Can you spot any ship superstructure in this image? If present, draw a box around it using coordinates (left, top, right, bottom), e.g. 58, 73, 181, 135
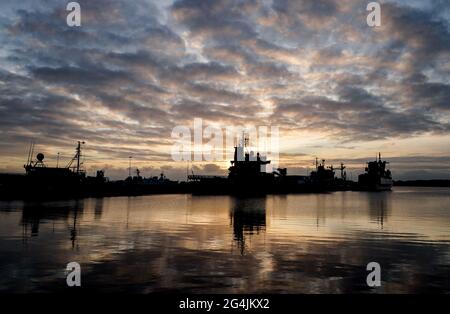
228, 136, 274, 184
309, 158, 335, 187
358, 153, 393, 191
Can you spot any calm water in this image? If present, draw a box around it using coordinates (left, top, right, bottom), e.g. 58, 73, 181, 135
0, 187, 449, 293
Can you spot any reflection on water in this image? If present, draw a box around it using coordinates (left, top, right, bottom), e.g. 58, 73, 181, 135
367, 192, 391, 228
21, 200, 85, 249
94, 198, 103, 221
230, 197, 266, 255
0, 187, 449, 293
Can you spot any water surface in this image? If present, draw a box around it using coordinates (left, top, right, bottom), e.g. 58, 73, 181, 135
0, 187, 449, 293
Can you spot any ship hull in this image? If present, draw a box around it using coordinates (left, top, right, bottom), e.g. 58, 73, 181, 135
358, 175, 393, 191
376, 178, 393, 191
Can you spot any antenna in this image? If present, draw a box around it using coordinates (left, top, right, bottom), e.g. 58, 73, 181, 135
30, 142, 35, 165
26, 142, 32, 165
128, 156, 132, 177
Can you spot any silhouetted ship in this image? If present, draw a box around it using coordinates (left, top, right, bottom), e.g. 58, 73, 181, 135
0, 141, 108, 199
358, 153, 393, 191
189, 137, 282, 195
24, 141, 87, 186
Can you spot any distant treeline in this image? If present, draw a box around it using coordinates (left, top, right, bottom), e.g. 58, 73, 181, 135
394, 180, 450, 187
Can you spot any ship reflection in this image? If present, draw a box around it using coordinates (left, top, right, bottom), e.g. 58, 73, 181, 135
230, 197, 266, 255
366, 192, 391, 229
94, 198, 104, 220
20, 199, 94, 248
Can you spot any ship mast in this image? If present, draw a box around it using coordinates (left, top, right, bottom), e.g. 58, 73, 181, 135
128, 156, 132, 177
76, 141, 82, 174
66, 141, 85, 173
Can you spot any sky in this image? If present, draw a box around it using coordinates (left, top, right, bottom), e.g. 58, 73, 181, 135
0, 0, 449, 180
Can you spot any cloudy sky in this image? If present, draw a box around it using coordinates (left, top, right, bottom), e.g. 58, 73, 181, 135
0, 0, 449, 180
